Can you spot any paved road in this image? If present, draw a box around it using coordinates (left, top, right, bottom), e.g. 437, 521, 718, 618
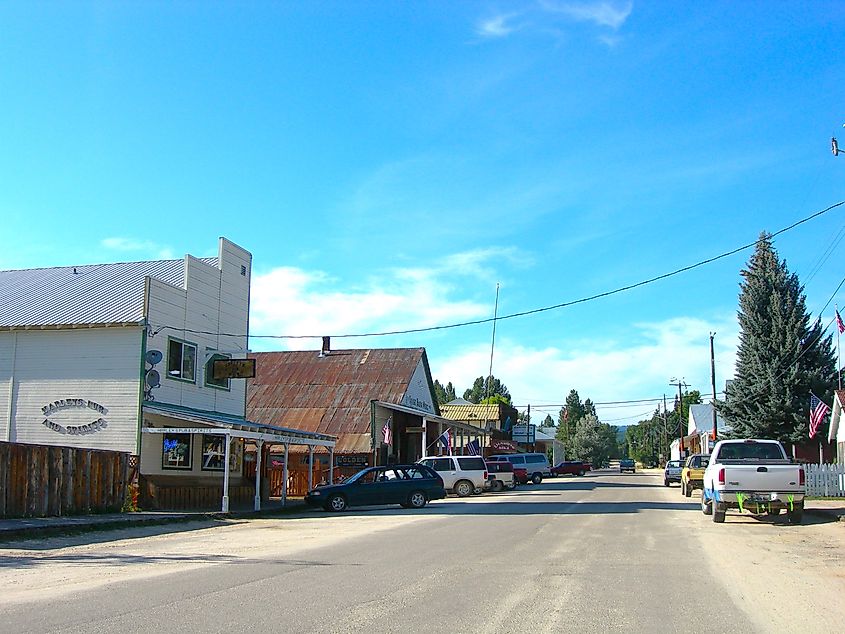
2, 469, 844, 633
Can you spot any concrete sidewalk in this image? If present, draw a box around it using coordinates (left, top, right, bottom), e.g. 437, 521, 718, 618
0, 501, 309, 541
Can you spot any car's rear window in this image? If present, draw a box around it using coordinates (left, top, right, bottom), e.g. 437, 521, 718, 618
457, 457, 486, 471
508, 455, 526, 464
525, 454, 545, 463
718, 443, 785, 460
667, 461, 682, 468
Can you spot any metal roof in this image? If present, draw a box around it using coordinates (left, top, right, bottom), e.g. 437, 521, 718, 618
247, 348, 433, 452
144, 401, 336, 446
0, 257, 216, 329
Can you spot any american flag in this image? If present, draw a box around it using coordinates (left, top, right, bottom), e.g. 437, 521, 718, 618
836, 310, 845, 334
466, 439, 480, 456
809, 393, 830, 439
438, 429, 452, 454
382, 417, 392, 446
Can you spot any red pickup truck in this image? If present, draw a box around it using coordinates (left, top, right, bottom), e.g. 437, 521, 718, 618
550, 461, 592, 477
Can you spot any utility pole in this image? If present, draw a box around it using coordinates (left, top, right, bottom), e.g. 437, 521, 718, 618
670, 378, 687, 459
663, 394, 668, 462
710, 332, 718, 449
485, 283, 500, 403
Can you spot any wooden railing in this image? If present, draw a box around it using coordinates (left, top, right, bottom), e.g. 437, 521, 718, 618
0, 441, 129, 518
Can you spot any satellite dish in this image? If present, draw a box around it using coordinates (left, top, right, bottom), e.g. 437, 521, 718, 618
146, 369, 161, 388
146, 350, 163, 365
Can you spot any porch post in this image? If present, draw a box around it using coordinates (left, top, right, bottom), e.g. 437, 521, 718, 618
422, 416, 427, 458
222, 433, 231, 513
282, 442, 289, 506
254, 439, 264, 512
308, 446, 314, 491
329, 446, 334, 484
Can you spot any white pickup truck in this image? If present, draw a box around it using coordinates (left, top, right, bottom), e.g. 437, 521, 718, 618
701, 439, 805, 524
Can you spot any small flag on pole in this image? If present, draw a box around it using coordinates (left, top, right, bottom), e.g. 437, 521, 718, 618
836, 310, 845, 334
382, 417, 392, 446
466, 439, 480, 456
809, 393, 830, 439
438, 429, 452, 454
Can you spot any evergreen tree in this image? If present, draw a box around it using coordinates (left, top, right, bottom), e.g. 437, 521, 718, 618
542, 414, 555, 429
463, 375, 511, 404
720, 233, 836, 444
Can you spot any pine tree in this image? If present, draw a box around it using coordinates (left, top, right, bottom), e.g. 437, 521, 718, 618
720, 234, 836, 444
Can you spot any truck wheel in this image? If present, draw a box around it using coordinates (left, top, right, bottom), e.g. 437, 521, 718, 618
531, 473, 543, 485
578, 470, 585, 476
454, 480, 473, 497
681, 481, 686, 496
492, 480, 504, 492
787, 503, 804, 525
712, 502, 726, 523
701, 492, 712, 516
684, 483, 692, 498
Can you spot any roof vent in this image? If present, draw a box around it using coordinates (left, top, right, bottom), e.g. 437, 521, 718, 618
73, 268, 78, 274
319, 336, 331, 358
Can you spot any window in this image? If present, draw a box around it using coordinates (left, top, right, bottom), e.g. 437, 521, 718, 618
508, 455, 526, 465
427, 458, 454, 472
201, 435, 227, 471
167, 338, 197, 382
162, 433, 192, 470
525, 454, 544, 464
457, 457, 486, 470
205, 352, 231, 390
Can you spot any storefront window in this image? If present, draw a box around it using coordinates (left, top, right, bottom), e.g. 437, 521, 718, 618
162, 433, 192, 470
201, 434, 226, 471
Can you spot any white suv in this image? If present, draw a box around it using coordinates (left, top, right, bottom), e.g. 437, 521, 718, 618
418, 456, 488, 497
488, 453, 550, 484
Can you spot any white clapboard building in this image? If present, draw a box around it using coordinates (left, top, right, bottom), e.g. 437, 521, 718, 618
0, 238, 334, 510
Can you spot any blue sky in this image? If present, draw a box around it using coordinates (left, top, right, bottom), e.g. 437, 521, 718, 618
3, 2, 845, 425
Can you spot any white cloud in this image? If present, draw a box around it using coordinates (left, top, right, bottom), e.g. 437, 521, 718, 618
477, 14, 519, 39
101, 237, 175, 260
430, 314, 739, 425
249, 248, 523, 349
540, 1, 634, 30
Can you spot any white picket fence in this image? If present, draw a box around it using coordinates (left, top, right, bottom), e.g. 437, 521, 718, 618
804, 463, 845, 497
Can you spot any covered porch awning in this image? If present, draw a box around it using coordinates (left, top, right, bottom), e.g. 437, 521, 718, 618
373, 401, 488, 436
142, 402, 336, 512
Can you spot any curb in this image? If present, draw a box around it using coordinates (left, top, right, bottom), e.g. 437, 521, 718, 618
0, 503, 311, 542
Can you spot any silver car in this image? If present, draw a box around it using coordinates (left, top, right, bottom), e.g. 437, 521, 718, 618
663, 459, 683, 486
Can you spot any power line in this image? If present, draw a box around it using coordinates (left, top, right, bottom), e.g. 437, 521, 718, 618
149, 200, 845, 341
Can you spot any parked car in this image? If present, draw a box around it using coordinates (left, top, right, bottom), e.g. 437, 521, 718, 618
512, 466, 529, 485
663, 460, 683, 486
619, 459, 636, 473
681, 454, 709, 497
551, 460, 592, 477
488, 453, 550, 483
418, 455, 488, 497
702, 439, 806, 524
484, 460, 516, 491
304, 464, 446, 512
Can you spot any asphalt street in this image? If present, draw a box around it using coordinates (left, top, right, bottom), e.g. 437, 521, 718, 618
1, 468, 844, 633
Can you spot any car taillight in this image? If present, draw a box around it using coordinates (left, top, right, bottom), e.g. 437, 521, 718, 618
483, 471, 488, 480
799, 467, 805, 486
718, 467, 725, 485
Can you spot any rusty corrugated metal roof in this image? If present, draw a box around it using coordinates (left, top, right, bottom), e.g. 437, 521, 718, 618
247, 348, 430, 452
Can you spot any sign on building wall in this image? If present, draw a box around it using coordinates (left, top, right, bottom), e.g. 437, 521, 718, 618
512, 424, 536, 443
402, 360, 435, 414
40, 399, 110, 436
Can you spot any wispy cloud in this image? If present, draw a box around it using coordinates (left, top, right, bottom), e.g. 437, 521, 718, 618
430, 313, 738, 423
476, 13, 519, 39
249, 247, 524, 347
540, 1, 634, 30
100, 237, 175, 260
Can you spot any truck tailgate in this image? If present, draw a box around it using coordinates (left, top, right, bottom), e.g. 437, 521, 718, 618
723, 464, 803, 492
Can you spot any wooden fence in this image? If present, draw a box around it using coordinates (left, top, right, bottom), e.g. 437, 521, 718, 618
804, 463, 845, 497
268, 466, 360, 498
0, 441, 129, 518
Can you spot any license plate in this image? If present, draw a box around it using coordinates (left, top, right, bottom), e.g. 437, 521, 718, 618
749, 494, 769, 503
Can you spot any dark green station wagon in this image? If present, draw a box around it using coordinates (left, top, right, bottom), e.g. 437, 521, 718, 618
305, 464, 446, 512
